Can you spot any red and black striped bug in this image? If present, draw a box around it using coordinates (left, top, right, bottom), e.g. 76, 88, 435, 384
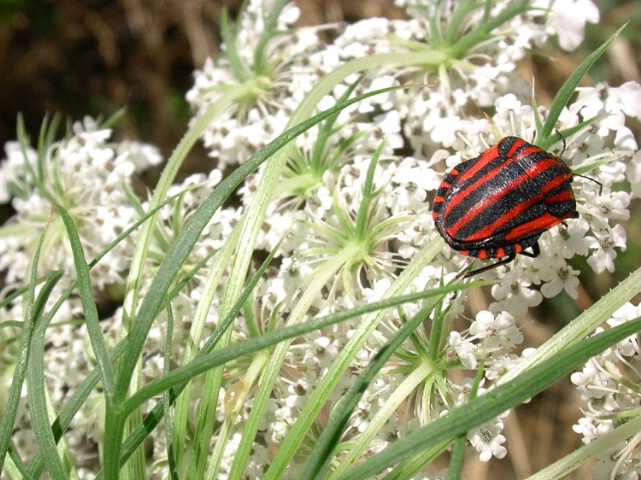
432, 136, 578, 277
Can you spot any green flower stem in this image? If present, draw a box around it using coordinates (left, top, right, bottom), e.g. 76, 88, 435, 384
186, 349, 228, 477
329, 358, 438, 479
172, 226, 241, 475
444, 0, 485, 47
263, 238, 444, 480
206, 350, 271, 480
227, 244, 363, 479
525, 419, 640, 480
386, 438, 454, 479
336, 317, 641, 480
427, 291, 449, 361
204, 417, 233, 480
162, 302, 177, 479
355, 142, 385, 241
253, 0, 289, 73
498, 267, 641, 385
219, 7, 251, 82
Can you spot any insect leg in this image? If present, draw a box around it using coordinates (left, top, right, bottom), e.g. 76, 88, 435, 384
462, 253, 517, 278
518, 241, 540, 258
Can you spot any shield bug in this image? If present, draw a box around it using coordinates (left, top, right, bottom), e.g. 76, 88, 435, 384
432, 136, 578, 277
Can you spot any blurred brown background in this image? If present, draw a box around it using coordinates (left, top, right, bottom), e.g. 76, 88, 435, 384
0, 1, 638, 478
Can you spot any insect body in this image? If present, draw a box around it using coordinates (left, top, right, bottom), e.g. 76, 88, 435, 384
432, 136, 578, 277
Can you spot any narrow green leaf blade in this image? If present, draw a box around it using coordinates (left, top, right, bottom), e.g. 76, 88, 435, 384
538, 24, 627, 149
56, 205, 116, 397
26, 272, 69, 480
336, 318, 640, 480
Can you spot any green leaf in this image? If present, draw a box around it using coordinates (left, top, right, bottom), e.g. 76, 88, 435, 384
56, 205, 116, 398
26, 272, 69, 480
538, 23, 627, 150
0, 219, 58, 474
122, 283, 467, 414
253, 0, 289, 73
301, 290, 451, 480
336, 317, 641, 480
162, 301, 179, 480
219, 5, 251, 82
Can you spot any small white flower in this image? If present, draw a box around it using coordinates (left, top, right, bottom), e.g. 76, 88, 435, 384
540, 256, 581, 299
586, 225, 627, 274
468, 418, 508, 462
606, 81, 641, 120
491, 276, 543, 317
470, 311, 523, 350
538, 0, 600, 51
115, 140, 163, 171
557, 219, 591, 258
448, 331, 478, 369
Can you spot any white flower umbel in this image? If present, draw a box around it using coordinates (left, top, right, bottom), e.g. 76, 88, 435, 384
0, 116, 163, 474
186, 0, 329, 169
570, 303, 641, 478
1, 1, 638, 479
0, 116, 161, 290
419, 89, 638, 307
281, 145, 417, 302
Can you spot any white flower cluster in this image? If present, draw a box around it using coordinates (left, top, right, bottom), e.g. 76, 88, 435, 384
0, 0, 638, 478
181, 0, 639, 476
571, 303, 641, 478
0, 117, 164, 470
0, 117, 162, 290
186, 0, 325, 170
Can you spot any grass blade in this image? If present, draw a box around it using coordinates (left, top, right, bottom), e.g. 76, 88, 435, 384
336, 318, 640, 480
